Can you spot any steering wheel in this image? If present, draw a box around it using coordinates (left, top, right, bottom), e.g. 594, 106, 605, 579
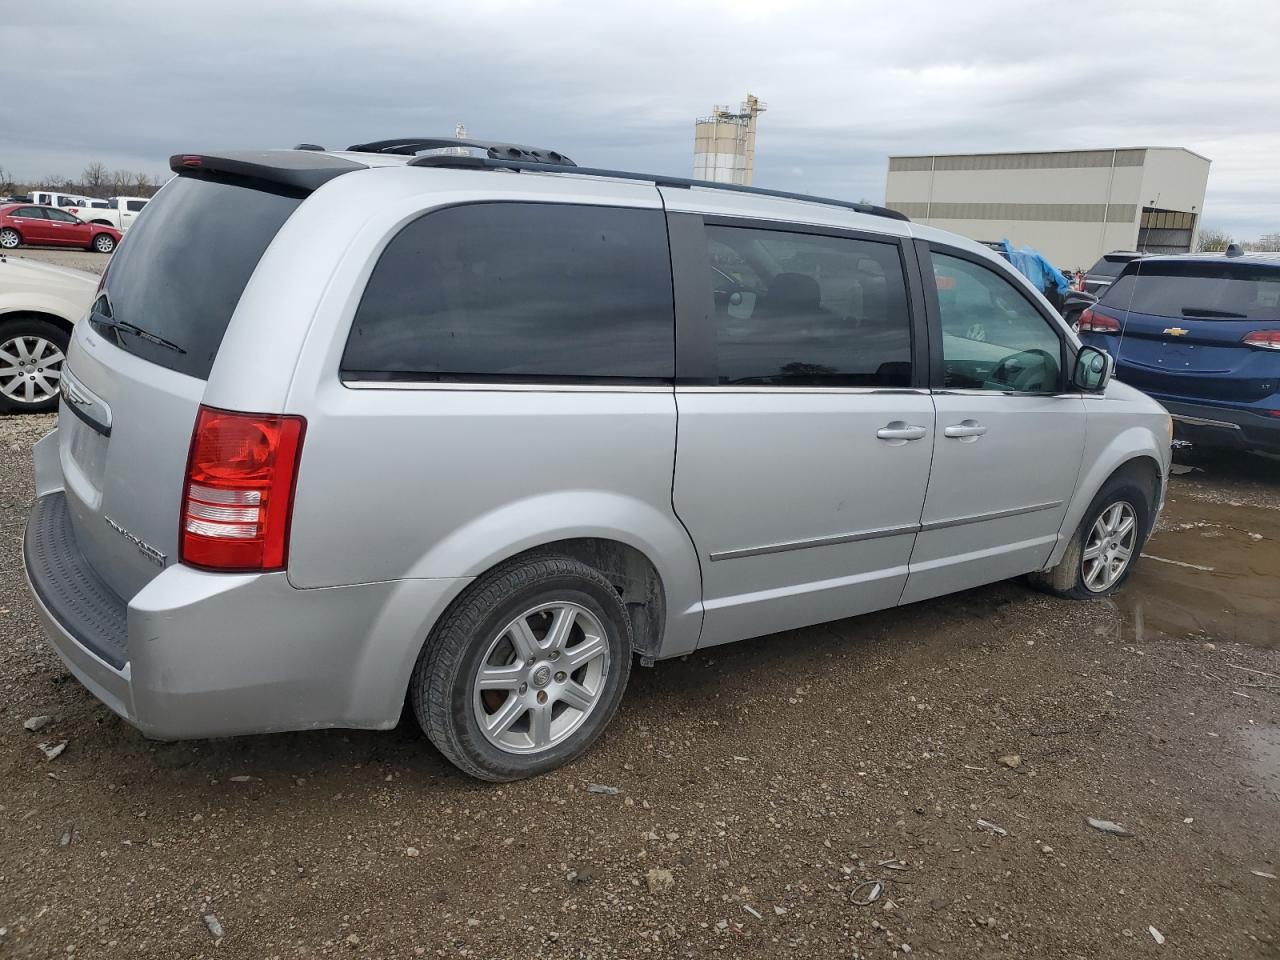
989, 349, 1057, 392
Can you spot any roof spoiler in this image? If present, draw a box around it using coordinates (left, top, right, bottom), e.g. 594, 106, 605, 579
169, 151, 365, 192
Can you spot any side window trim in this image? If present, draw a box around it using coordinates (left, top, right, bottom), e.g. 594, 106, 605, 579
671, 213, 924, 389
920, 240, 1075, 394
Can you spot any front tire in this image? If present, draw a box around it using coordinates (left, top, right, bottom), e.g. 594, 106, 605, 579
91, 233, 116, 253
1031, 476, 1152, 599
0, 227, 21, 249
411, 555, 634, 781
0, 317, 69, 413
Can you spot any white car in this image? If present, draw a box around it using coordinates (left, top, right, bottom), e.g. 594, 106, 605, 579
0, 254, 96, 412
67, 196, 150, 233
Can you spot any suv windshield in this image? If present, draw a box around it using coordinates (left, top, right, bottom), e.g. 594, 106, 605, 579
1101, 261, 1280, 321
98, 176, 301, 379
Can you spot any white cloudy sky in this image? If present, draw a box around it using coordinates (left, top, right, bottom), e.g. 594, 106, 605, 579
4, 0, 1278, 238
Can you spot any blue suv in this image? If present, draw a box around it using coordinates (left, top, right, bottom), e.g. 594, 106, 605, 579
1078, 249, 1280, 454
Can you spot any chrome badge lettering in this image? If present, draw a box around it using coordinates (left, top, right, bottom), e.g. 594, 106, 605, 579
104, 516, 167, 566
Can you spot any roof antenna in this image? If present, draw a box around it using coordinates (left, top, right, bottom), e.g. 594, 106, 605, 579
1225, 242, 1245, 258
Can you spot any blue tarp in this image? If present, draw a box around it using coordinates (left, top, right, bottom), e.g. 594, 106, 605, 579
999, 239, 1071, 295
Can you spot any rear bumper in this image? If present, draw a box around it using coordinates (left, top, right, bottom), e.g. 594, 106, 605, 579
23, 491, 469, 740
1160, 399, 1280, 453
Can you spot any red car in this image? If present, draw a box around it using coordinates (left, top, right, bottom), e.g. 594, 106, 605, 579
0, 203, 121, 253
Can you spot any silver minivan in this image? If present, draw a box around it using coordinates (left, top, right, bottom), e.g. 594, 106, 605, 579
24, 139, 1172, 780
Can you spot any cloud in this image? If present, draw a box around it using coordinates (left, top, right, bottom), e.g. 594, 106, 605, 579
3, 0, 1278, 238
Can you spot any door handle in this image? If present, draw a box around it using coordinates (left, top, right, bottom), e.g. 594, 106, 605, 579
876, 421, 928, 443
944, 419, 988, 440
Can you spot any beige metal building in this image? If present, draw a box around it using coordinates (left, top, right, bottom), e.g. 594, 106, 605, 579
693, 94, 766, 185
884, 147, 1211, 269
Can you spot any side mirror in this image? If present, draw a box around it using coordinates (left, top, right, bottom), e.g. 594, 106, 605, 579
1073, 345, 1113, 393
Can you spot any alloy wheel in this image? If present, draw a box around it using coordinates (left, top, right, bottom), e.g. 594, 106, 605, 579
472, 601, 611, 754
0, 335, 64, 405
1082, 500, 1138, 592
94, 234, 115, 253
0, 230, 19, 249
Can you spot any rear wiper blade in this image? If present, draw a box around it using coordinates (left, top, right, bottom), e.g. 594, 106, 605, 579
89, 312, 186, 354
1180, 307, 1247, 318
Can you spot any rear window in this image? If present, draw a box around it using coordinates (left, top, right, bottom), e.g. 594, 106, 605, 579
1101, 261, 1280, 320
1089, 257, 1132, 279
342, 202, 674, 383
98, 176, 301, 379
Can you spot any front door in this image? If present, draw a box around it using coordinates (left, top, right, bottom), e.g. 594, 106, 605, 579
902, 246, 1086, 604
668, 213, 935, 648
43, 208, 90, 247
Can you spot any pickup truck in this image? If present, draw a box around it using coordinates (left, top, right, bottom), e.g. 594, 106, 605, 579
65, 196, 150, 233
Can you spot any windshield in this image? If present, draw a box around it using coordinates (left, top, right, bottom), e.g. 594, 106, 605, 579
98, 175, 301, 379
1101, 261, 1280, 320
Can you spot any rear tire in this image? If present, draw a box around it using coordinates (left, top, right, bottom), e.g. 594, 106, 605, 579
0, 227, 21, 249
1031, 475, 1153, 599
0, 317, 69, 414
411, 555, 633, 781
91, 233, 115, 253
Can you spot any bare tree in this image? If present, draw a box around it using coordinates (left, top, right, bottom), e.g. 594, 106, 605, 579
131, 171, 155, 196
81, 161, 109, 197
1246, 232, 1280, 252
110, 168, 132, 195
1196, 226, 1233, 252
0, 166, 14, 195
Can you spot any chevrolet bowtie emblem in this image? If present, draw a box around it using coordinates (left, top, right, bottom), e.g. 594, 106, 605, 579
1163, 327, 1189, 337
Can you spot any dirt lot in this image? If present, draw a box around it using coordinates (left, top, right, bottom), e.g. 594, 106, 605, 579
4, 247, 109, 276
2, 413, 1278, 959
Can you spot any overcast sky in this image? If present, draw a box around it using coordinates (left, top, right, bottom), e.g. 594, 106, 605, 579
5, 0, 1278, 239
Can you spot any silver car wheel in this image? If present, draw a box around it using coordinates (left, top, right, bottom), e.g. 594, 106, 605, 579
1081, 500, 1137, 593
94, 234, 115, 253
0, 335, 64, 405
472, 600, 611, 755
0, 229, 19, 249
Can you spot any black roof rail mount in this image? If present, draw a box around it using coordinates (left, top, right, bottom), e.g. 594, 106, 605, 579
346, 137, 575, 166
404, 155, 908, 222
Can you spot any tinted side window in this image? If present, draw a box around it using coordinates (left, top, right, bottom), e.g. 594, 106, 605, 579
14, 207, 46, 218
704, 225, 912, 387
45, 209, 78, 223
126, 199, 147, 212
343, 203, 674, 382
932, 252, 1062, 392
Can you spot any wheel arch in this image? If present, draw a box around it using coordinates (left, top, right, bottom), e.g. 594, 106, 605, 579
0, 309, 75, 339
1045, 430, 1166, 571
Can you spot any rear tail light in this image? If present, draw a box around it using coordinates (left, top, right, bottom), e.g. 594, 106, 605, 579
1078, 308, 1121, 334
1243, 330, 1280, 351
180, 405, 306, 571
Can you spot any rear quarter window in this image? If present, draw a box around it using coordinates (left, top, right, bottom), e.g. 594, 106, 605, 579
342, 202, 675, 383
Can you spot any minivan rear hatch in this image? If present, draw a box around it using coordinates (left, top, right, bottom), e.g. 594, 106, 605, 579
58, 170, 311, 602
1095, 259, 1280, 402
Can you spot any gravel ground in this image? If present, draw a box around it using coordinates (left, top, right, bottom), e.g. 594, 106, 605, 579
1, 413, 1277, 959
4, 247, 109, 276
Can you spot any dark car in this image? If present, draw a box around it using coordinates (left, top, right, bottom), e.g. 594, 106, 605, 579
0, 203, 121, 253
1078, 249, 1280, 454
1081, 250, 1144, 296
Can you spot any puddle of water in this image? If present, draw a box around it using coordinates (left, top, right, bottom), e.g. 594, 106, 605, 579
1115, 495, 1280, 649
1241, 726, 1280, 797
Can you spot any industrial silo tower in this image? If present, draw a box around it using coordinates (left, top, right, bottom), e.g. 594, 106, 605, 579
693, 94, 767, 185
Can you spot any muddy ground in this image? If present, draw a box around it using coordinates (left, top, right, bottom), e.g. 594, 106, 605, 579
1, 411, 1278, 959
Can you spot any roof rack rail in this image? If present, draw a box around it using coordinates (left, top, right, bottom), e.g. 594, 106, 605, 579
405, 154, 907, 221
346, 137, 575, 166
